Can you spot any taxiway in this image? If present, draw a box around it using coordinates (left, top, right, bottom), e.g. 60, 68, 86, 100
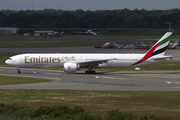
0, 67, 180, 91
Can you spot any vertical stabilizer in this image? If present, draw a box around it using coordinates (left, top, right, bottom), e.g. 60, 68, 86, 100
131, 32, 173, 66
149, 32, 172, 57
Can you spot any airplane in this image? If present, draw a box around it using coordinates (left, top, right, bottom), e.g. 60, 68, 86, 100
74, 29, 97, 35
5, 32, 173, 74
168, 40, 179, 49
86, 29, 97, 35
101, 41, 124, 49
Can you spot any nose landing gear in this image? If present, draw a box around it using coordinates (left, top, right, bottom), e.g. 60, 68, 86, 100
16, 67, 21, 74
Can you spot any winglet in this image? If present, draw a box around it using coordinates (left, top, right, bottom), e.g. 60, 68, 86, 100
131, 32, 173, 66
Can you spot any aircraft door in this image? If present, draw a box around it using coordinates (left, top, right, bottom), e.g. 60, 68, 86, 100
79, 57, 84, 61
19, 56, 23, 63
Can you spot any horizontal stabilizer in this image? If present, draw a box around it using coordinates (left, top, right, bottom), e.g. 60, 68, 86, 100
151, 56, 172, 60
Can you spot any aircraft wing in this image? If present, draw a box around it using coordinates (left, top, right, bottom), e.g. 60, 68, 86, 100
90, 31, 97, 35
78, 59, 114, 66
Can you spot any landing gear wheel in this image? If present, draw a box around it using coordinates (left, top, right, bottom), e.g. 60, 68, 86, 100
92, 71, 96, 74
16, 67, 21, 74
85, 70, 96, 74
17, 70, 21, 74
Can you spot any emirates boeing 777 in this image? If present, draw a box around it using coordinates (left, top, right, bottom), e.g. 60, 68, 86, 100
5, 32, 173, 74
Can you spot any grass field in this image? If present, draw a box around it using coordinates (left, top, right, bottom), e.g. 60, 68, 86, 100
0, 76, 51, 85
0, 90, 180, 119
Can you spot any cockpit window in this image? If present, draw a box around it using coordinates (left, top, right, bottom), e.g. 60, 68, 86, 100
8, 58, 12, 60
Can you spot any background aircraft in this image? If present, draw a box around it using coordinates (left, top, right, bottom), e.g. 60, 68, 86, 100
73, 29, 97, 35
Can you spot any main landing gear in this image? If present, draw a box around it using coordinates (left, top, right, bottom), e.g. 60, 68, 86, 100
85, 70, 96, 74
85, 65, 96, 74
16, 67, 21, 74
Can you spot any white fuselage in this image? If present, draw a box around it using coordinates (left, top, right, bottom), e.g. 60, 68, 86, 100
5, 53, 167, 69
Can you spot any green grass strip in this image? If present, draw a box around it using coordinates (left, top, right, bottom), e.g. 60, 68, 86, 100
0, 76, 51, 85
0, 90, 179, 119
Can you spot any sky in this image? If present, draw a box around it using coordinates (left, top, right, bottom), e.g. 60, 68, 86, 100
1, 0, 180, 11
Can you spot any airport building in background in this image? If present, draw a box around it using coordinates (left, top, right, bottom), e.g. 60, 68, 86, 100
0, 27, 19, 35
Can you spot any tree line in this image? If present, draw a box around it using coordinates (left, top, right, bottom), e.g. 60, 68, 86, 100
0, 8, 180, 28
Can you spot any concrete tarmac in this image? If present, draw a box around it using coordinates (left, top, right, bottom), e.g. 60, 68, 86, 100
0, 67, 180, 91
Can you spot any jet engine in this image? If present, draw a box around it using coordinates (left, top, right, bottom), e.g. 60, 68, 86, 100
63, 63, 80, 73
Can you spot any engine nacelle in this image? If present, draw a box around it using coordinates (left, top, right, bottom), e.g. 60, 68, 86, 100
63, 63, 80, 73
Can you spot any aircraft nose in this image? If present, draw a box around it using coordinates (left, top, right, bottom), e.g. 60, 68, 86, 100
5, 60, 8, 64
5, 60, 9, 65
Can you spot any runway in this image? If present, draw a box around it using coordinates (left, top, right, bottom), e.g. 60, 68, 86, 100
0, 67, 180, 91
